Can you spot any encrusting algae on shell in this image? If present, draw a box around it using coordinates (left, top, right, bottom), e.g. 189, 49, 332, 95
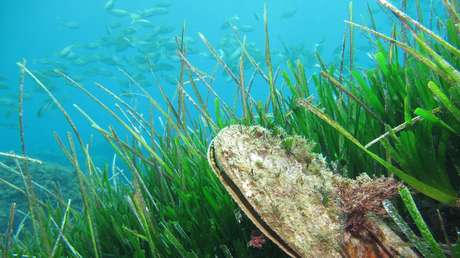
207, 125, 418, 258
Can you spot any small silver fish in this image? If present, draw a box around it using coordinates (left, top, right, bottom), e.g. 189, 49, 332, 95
280, 9, 297, 19
37, 99, 56, 118
63, 21, 80, 29
58, 44, 75, 58
141, 7, 169, 17
154, 1, 172, 8
84, 42, 101, 49
104, 0, 116, 10
239, 25, 255, 33
110, 8, 130, 17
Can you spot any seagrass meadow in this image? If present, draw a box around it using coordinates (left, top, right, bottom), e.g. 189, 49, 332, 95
0, 0, 460, 257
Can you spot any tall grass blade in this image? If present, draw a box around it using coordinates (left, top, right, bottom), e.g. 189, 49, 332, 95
297, 99, 459, 205
428, 81, 460, 122
2, 203, 16, 258
399, 187, 447, 258
383, 200, 433, 257
378, 0, 460, 58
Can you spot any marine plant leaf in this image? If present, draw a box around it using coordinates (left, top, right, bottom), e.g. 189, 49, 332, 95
298, 99, 459, 205
399, 187, 447, 258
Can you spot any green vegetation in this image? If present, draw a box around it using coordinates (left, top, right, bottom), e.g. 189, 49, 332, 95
1, 0, 459, 257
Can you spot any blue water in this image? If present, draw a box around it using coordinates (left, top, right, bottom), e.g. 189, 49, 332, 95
0, 0, 425, 164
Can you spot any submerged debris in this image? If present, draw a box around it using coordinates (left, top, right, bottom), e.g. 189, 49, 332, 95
208, 125, 417, 258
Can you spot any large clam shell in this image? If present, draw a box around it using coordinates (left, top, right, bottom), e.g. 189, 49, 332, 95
207, 125, 418, 258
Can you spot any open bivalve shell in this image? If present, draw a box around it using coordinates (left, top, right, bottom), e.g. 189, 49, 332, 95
207, 125, 418, 258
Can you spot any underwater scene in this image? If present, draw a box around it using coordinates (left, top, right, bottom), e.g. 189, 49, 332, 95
0, 0, 459, 257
